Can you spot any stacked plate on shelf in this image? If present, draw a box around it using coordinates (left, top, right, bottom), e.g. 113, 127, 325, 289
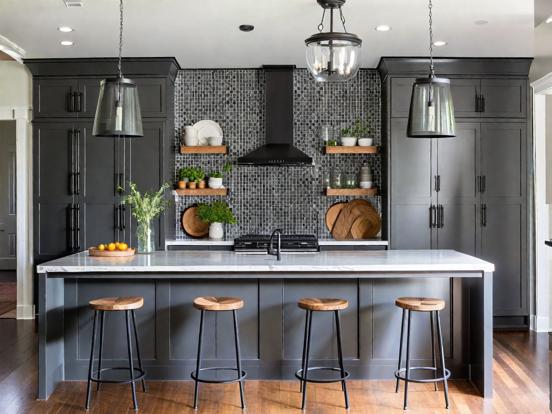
182, 120, 223, 146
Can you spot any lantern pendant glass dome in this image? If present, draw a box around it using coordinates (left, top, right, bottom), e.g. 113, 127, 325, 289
407, 0, 455, 138
305, 0, 362, 82
93, 0, 143, 138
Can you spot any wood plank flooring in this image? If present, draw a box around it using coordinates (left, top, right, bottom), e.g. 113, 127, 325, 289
0, 320, 548, 413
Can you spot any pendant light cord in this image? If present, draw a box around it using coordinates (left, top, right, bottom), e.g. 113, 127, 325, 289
428, 0, 434, 77
118, 0, 124, 80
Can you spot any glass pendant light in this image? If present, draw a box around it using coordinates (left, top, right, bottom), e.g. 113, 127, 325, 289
93, 0, 143, 137
407, 0, 455, 138
305, 0, 362, 82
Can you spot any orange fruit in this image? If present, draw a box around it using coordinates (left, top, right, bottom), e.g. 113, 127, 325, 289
97, 244, 106, 251
115, 242, 120, 248
118, 243, 128, 251
107, 243, 116, 251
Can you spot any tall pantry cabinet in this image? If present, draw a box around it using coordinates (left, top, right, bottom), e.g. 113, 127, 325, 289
378, 58, 532, 328
27, 58, 179, 264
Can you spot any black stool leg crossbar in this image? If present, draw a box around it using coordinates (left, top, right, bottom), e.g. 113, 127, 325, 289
192, 309, 247, 410
295, 309, 350, 410
395, 309, 450, 410
85, 309, 146, 411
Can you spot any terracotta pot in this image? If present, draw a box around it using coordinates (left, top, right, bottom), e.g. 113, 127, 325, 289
188, 181, 197, 189
177, 180, 186, 189
198, 180, 206, 189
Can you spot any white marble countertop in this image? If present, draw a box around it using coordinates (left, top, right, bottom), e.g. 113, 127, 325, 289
164, 239, 389, 247
37, 249, 494, 274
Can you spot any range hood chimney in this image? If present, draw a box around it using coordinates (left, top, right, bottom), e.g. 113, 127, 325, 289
237, 65, 312, 166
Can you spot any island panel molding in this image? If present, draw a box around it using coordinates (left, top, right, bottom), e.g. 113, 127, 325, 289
174, 69, 382, 240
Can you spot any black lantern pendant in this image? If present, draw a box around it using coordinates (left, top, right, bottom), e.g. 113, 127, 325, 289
407, 0, 455, 138
93, 0, 143, 137
305, 0, 362, 82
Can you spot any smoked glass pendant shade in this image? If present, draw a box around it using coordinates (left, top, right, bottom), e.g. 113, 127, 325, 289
407, 77, 455, 138
92, 77, 143, 137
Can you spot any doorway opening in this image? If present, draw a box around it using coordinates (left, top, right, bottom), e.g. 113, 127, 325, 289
0, 120, 17, 318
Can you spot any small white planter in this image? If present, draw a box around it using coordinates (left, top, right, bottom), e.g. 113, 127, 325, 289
341, 136, 357, 146
209, 222, 224, 239
208, 177, 223, 189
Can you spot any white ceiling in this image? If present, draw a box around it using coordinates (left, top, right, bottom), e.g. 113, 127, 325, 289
0, 0, 534, 68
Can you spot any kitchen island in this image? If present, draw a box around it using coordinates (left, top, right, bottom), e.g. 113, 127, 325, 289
37, 250, 494, 400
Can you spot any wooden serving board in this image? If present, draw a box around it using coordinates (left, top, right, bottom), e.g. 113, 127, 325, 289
331, 199, 369, 240
88, 247, 135, 257
325, 202, 346, 232
330, 199, 381, 240
181, 206, 209, 238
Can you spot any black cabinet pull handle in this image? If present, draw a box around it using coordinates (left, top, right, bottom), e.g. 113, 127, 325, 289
434, 176, 438, 192
482, 204, 487, 227
68, 204, 75, 251
475, 94, 480, 112
481, 95, 485, 113
75, 204, 81, 251
121, 205, 126, 230
437, 175, 441, 192
481, 176, 486, 193
429, 205, 437, 228
429, 206, 433, 228
440, 205, 444, 228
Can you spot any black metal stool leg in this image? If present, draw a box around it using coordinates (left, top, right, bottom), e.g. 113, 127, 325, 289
125, 310, 138, 410
233, 310, 246, 409
85, 310, 98, 410
131, 310, 147, 393
430, 311, 437, 391
403, 310, 412, 410
335, 310, 349, 409
299, 309, 309, 393
301, 310, 313, 410
436, 311, 449, 409
96, 311, 105, 391
395, 308, 406, 393
193, 310, 205, 410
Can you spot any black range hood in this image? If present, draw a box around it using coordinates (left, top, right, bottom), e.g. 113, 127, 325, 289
237, 65, 312, 166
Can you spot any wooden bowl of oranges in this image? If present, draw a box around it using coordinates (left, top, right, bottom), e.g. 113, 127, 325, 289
89, 242, 135, 257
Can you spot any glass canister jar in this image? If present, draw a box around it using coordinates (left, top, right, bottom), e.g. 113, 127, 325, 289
331, 168, 342, 188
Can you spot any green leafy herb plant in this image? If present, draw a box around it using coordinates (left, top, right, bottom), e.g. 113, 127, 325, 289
197, 201, 237, 224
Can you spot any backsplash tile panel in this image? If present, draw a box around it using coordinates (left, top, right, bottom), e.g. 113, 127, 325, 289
174, 68, 381, 239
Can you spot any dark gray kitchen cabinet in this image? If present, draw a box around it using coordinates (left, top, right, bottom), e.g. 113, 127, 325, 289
29, 58, 179, 265
390, 78, 415, 117
449, 79, 480, 118
480, 79, 526, 118
480, 123, 527, 316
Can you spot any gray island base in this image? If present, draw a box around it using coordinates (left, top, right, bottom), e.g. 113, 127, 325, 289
37, 250, 494, 401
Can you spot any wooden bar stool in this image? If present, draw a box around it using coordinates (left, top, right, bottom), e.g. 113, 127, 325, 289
191, 296, 246, 410
394, 297, 450, 410
296, 297, 350, 410
85, 296, 146, 411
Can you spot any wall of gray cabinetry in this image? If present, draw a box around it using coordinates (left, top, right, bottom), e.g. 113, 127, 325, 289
379, 57, 532, 327
28, 58, 179, 264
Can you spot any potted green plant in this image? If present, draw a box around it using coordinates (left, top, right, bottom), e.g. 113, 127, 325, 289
187, 167, 205, 189
197, 200, 237, 239
208, 162, 233, 189
352, 120, 374, 146
177, 167, 192, 189
340, 127, 357, 146
121, 182, 170, 253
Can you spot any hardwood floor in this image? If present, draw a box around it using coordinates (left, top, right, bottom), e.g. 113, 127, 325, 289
0, 320, 548, 413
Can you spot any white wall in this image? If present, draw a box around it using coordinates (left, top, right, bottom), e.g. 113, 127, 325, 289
0, 61, 31, 107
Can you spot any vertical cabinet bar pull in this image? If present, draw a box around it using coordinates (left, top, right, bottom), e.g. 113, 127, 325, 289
481, 95, 485, 113
429, 206, 434, 228
76, 92, 83, 112
475, 94, 479, 112
74, 204, 81, 251
68, 204, 75, 251
436, 175, 441, 193
482, 204, 487, 227
75, 129, 81, 195
481, 176, 486, 193
116, 205, 121, 231
121, 205, 126, 230
440, 205, 444, 228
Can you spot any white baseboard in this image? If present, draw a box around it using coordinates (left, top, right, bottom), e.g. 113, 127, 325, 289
16, 304, 34, 320
530, 314, 550, 332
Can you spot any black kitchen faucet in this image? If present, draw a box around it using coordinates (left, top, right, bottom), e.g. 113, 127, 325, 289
268, 229, 282, 261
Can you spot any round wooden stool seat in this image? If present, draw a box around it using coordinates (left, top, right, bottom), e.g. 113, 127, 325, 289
89, 296, 144, 311
193, 296, 244, 311
395, 297, 445, 312
298, 297, 349, 311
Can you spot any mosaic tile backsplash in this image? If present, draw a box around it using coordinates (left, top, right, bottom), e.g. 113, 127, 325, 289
174, 69, 381, 239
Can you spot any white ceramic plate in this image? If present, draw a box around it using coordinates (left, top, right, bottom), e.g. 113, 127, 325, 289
193, 120, 223, 145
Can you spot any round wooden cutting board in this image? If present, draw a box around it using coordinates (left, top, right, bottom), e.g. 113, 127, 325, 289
88, 247, 135, 257
181, 205, 209, 238
325, 202, 346, 232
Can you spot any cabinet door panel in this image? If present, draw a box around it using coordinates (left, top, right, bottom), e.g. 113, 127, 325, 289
437, 203, 478, 256
449, 78, 480, 118
83, 203, 117, 248
134, 78, 166, 117
34, 78, 78, 118
480, 79, 526, 118
78, 78, 103, 118
83, 130, 117, 202
390, 78, 415, 117
391, 204, 433, 249
36, 202, 72, 258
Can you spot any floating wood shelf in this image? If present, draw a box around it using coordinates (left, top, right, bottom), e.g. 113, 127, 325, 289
324, 146, 378, 154
180, 145, 227, 154
173, 188, 228, 196
325, 188, 378, 197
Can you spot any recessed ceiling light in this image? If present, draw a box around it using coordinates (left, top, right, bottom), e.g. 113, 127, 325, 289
58, 26, 73, 32
546, 16, 552, 24
433, 40, 447, 47
375, 25, 391, 32
239, 24, 254, 32
61, 40, 74, 46
474, 20, 488, 25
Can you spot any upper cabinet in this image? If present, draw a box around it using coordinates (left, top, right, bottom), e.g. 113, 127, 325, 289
389, 76, 527, 119
34, 78, 80, 118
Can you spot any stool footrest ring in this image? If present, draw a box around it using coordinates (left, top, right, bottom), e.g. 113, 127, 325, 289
191, 367, 247, 384
394, 366, 451, 383
295, 367, 350, 383
89, 367, 146, 385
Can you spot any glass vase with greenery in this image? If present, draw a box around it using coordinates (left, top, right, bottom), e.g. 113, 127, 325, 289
121, 182, 170, 253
